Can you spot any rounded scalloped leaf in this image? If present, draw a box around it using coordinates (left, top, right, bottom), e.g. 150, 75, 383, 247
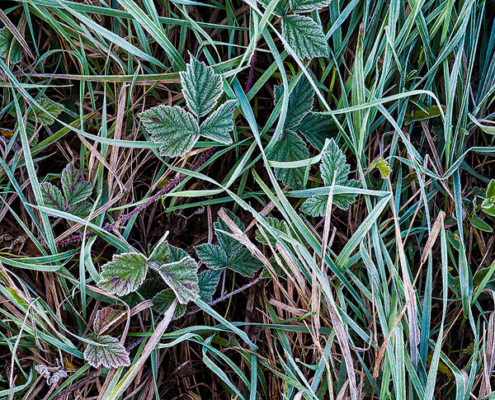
84, 335, 130, 369
98, 252, 148, 296
93, 307, 124, 336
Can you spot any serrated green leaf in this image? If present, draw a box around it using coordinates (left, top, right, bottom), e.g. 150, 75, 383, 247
227, 248, 263, 277
282, 15, 329, 59
289, 0, 331, 12
320, 139, 350, 185
139, 105, 200, 157
214, 211, 245, 255
195, 244, 228, 270
180, 57, 223, 118
61, 163, 92, 205
301, 181, 359, 216
27, 98, 64, 126
274, 76, 315, 129
369, 157, 392, 179
40, 182, 65, 211
98, 253, 148, 296
199, 100, 236, 144
93, 307, 124, 336
255, 217, 288, 246
269, 130, 310, 189
84, 335, 130, 369
149, 256, 199, 304
198, 269, 222, 303
258, 0, 290, 16
298, 112, 338, 150
152, 289, 186, 318
0, 27, 22, 64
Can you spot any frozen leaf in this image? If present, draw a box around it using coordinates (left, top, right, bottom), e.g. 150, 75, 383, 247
148, 242, 199, 304
369, 157, 392, 179
199, 100, 236, 144
195, 244, 228, 270
320, 139, 351, 186
93, 307, 124, 335
27, 98, 64, 126
482, 198, 495, 217
198, 269, 222, 303
300, 194, 327, 217
255, 217, 289, 246
70, 201, 93, 219
298, 112, 338, 150
180, 57, 223, 117
40, 182, 65, 211
227, 248, 263, 277
274, 76, 315, 129
0, 27, 22, 64
139, 105, 200, 157
98, 253, 148, 296
282, 15, 329, 59
61, 163, 92, 205
290, 0, 331, 12
258, 0, 290, 16
84, 335, 130, 369
214, 211, 245, 255
269, 130, 310, 189
35, 365, 68, 386
487, 180, 495, 199
152, 289, 186, 319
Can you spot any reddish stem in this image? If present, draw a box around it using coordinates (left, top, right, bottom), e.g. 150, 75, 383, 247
58, 147, 217, 246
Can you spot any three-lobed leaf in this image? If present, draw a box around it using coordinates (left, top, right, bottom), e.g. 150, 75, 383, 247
84, 335, 130, 369
180, 57, 223, 118
62, 163, 92, 205
282, 15, 329, 59
139, 105, 200, 157
98, 253, 148, 296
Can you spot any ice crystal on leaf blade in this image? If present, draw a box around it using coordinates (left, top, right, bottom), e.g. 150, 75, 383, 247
139, 57, 236, 158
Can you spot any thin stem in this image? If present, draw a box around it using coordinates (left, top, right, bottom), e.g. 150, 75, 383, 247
58, 147, 217, 246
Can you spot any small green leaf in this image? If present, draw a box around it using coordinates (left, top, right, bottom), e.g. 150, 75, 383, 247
98, 253, 148, 296
297, 112, 338, 150
482, 198, 495, 217
300, 194, 327, 217
0, 27, 22, 64
473, 267, 495, 286
180, 57, 223, 117
258, 0, 290, 16
93, 307, 124, 336
282, 15, 329, 59
139, 105, 200, 157
152, 289, 187, 318
62, 163, 92, 205
255, 217, 288, 246
487, 180, 495, 198
469, 214, 493, 233
27, 98, 64, 126
269, 130, 310, 189
84, 335, 130, 369
274, 75, 315, 129
214, 211, 245, 255
227, 248, 263, 277
40, 182, 65, 211
290, 0, 331, 12
405, 105, 446, 124
369, 157, 392, 179
199, 100, 236, 144
70, 202, 93, 219
198, 269, 222, 303
195, 244, 228, 270
149, 255, 199, 304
